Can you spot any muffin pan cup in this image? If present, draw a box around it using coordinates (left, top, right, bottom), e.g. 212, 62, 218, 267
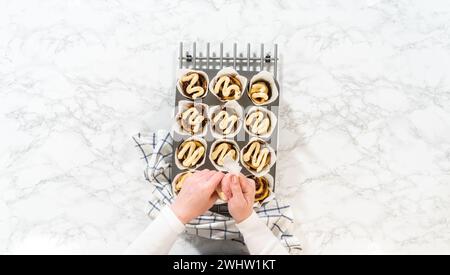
248, 70, 279, 106
208, 100, 243, 139
173, 100, 209, 137
176, 69, 210, 100
244, 106, 278, 139
209, 67, 248, 102
240, 137, 277, 177
209, 138, 240, 172
174, 136, 208, 171
247, 173, 275, 207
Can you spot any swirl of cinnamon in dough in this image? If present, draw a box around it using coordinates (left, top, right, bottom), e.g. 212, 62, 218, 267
212, 110, 239, 135
245, 110, 270, 135
180, 73, 206, 99
249, 81, 270, 104
211, 142, 237, 166
249, 176, 270, 202
179, 106, 206, 134
177, 140, 205, 168
243, 141, 270, 173
213, 75, 242, 100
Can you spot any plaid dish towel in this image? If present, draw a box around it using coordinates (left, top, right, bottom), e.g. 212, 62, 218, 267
133, 130, 302, 254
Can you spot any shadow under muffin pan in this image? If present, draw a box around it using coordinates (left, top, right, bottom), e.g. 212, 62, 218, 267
172, 69, 280, 213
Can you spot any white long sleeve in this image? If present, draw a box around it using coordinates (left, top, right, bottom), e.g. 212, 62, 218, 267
236, 211, 289, 255
124, 205, 185, 255
125, 207, 288, 255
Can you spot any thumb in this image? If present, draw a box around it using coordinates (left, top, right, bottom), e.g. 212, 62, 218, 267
241, 177, 256, 203
230, 175, 244, 202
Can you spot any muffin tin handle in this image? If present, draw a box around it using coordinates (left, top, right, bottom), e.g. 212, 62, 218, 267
178, 42, 279, 79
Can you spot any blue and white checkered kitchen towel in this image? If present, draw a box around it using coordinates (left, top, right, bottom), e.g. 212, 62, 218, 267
133, 130, 302, 254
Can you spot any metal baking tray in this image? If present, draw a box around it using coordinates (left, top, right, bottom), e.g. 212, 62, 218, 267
171, 42, 280, 214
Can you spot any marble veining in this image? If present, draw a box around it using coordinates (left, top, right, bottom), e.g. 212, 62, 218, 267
1, 0, 450, 254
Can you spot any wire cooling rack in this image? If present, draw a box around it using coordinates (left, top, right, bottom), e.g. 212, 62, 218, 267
178, 42, 279, 79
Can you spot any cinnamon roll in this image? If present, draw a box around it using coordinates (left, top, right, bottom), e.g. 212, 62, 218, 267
213, 74, 242, 101
179, 72, 208, 99
176, 140, 206, 169
210, 141, 238, 167
242, 140, 271, 173
249, 80, 271, 105
177, 104, 207, 135
248, 175, 271, 203
245, 109, 271, 136
211, 108, 239, 136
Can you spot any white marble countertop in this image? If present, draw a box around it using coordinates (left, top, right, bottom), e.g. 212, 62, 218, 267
1, 0, 450, 255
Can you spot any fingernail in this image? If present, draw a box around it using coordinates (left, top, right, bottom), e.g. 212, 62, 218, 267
232, 175, 238, 184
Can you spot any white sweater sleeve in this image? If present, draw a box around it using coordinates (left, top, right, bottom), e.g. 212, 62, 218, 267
236, 211, 289, 255
124, 205, 185, 255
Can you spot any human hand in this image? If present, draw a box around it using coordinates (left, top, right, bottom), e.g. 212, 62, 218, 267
171, 169, 224, 224
221, 173, 256, 223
